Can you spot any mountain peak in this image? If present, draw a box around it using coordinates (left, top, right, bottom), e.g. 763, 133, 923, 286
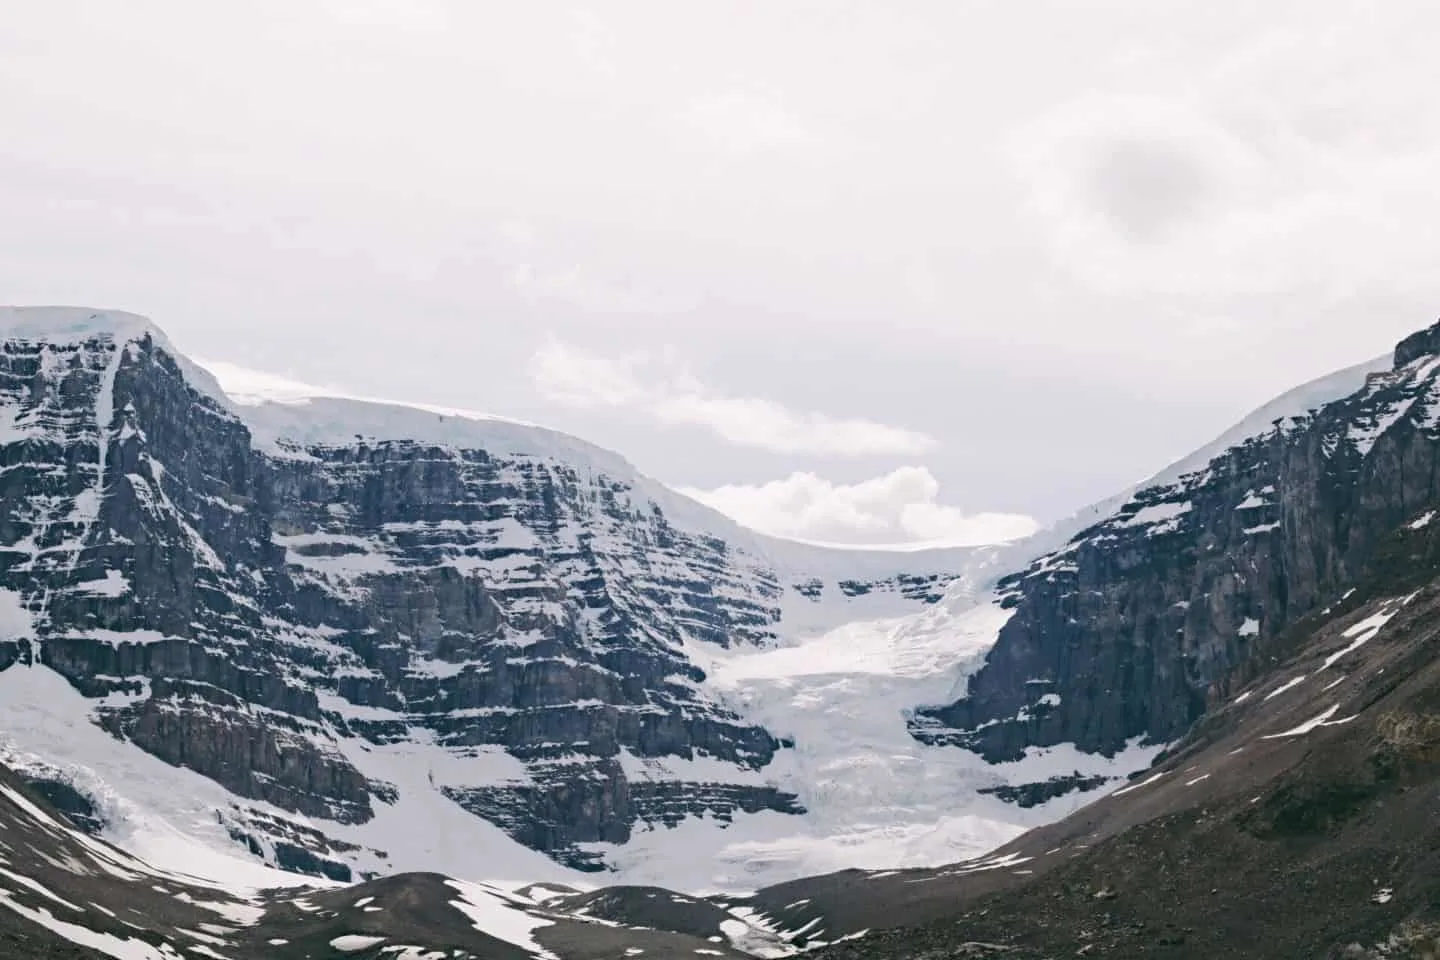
1392, 317, 1440, 368
0, 305, 164, 346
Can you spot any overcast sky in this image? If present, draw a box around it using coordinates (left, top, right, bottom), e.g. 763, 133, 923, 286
3, 1, 1437, 545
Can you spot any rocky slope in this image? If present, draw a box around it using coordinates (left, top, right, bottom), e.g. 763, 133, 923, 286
0, 758, 810, 959
914, 322, 1440, 775
0, 307, 1005, 885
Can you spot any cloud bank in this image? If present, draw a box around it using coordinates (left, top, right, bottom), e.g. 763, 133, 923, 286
201, 357, 1017, 548
679, 467, 1038, 547
528, 338, 934, 457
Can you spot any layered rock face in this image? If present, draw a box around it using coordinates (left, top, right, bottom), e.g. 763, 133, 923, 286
916, 323, 1440, 761
0, 310, 968, 874
257, 438, 802, 865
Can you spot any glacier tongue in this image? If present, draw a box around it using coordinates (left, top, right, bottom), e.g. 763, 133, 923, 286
593, 584, 1164, 892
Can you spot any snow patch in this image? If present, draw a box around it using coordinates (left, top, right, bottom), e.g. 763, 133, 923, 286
0, 588, 33, 640
1261, 704, 1358, 739
1110, 770, 1165, 797
1243, 522, 1282, 536
69, 570, 129, 598
445, 879, 556, 958
1115, 501, 1191, 535
1263, 676, 1306, 701
1319, 607, 1397, 672
331, 934, 388, 952
0, 889, 181, 959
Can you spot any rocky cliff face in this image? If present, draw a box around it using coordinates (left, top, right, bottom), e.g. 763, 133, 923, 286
914, 322, 1440, 763
0, 308, 972, 877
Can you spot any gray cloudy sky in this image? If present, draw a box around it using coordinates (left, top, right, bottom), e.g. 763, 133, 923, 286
3, 0, 1437, 545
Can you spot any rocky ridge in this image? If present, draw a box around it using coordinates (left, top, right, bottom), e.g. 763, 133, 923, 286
914, 324, 1440, 771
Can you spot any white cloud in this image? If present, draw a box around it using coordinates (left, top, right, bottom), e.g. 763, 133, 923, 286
527, 338, 933, 456
678, 467, 1038, 547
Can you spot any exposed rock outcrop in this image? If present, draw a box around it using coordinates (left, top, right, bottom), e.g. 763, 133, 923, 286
915, 321, 1440, 762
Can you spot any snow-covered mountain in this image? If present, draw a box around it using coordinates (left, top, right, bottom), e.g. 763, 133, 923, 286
7, 307, 1440, 957
7, 305, 1439, 909
0, 307, 1059, 893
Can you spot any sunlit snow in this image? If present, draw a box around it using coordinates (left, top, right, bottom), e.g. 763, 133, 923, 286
1261, 704, 1358, 739
1319, 607, 1397, 672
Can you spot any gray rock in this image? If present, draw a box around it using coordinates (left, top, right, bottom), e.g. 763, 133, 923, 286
915, 321, 1440, 761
